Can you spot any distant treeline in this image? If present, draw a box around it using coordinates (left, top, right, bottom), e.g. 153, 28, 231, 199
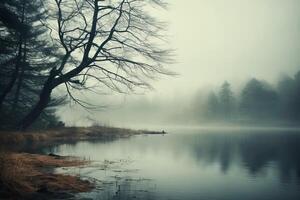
197, 71, 300, 125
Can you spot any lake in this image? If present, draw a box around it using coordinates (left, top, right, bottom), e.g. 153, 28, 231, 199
43, 127, 300, 200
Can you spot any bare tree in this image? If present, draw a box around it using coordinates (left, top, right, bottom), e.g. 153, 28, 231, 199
20, 0, 173, 130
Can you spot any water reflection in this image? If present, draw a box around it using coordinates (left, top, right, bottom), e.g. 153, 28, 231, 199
46, 128, 300, 200
183, 130, 300, 182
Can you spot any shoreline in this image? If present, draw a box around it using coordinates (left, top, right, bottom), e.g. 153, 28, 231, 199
0, 152, 93, 199
0, 126, 165, 199
0, 126, 165, 151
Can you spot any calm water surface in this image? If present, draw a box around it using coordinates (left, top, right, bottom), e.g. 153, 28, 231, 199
44, 128, 300, 200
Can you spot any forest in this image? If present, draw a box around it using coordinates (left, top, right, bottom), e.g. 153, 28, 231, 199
197, 71, 300, 125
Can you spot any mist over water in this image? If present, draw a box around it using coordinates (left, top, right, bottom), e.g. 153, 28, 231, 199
59, 72, 300, 128
52, 2, 300, 198
45, 128, 300, 200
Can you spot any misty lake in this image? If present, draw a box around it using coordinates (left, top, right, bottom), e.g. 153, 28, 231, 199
43, 127, 300, 200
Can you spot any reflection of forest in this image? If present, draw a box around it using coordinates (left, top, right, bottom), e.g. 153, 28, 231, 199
43, 130, 300, 187
185, 131, 300, 183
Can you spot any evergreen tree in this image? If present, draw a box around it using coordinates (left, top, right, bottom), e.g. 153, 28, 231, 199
286, 72, 300, 121
0, 0, 64, 129
0, 0, 28, 107
206, 91, 220, 120
277, 75, 295, 121
239, 79, 278, 120
218, 81, 235, 120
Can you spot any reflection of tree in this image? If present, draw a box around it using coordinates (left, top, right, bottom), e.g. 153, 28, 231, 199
239, 135, 278, 174
186, 131, 300, 182
219, 141, 232, 173
180, 133, 236, 173
42, 130, 300, 189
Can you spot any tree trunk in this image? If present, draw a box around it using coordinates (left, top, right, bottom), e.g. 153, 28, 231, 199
13, 0, 27, 111
0, 65, 19, 108
13, 65, 25, 110
13, 41, 27, 111
19, 67, 59, 131
0, 47, 22, 110
19, 83, 52, 131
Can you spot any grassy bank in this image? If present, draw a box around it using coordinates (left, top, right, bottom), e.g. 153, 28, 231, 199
0, 126, 164, 151
0, 152, 92, 199
0, 126, 164, 199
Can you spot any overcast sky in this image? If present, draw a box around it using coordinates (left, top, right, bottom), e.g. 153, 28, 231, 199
59, 0, 300, 126
154, 0, 300, 95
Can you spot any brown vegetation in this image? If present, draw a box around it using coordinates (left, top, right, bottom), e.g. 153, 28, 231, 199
0, 152, 92, 199
0, 126, 163, 151
0, 126, 165, 199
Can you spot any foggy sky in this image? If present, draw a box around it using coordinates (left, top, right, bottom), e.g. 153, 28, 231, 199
59, 0, 300, 126
157, 0, 300, 94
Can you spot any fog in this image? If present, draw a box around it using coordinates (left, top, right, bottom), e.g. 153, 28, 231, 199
59, 0, 300, 127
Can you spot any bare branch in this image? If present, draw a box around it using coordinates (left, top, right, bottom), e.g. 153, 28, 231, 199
41, 0, 173, 108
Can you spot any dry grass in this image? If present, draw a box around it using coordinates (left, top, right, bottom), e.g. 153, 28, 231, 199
0, 152, 93, 199
0, 126, 160, 150
0, 126, 163, 198
0, 152, 35, 195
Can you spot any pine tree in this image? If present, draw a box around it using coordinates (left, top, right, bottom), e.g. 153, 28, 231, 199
206, 91, 220, 120
0, 0, 64, 129
239, 79, 278, 120
218, 81, 235, 120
